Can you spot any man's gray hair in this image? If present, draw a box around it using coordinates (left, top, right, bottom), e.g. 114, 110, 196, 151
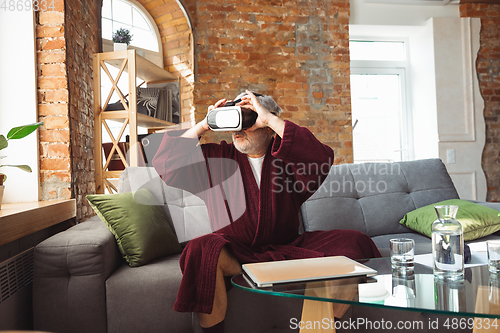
234, 91, 283, 117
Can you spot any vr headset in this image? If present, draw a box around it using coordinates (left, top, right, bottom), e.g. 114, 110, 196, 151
207, 93, 263, 131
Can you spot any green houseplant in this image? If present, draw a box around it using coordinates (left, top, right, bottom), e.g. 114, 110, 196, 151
112, 28, 133, 45
112, 28, 133, 51
0, 122, 43, 208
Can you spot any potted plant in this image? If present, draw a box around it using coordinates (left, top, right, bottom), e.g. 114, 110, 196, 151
112, 28, 133, 51
0, 121, 43, 209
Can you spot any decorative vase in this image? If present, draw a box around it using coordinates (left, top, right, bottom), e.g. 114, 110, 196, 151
0, 185, 4, 210
114, 43, 128, 51
432, 205, 464, 280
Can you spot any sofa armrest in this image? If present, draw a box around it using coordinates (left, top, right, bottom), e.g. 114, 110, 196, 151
33, 216, 121, 333
468, 200, 500, 212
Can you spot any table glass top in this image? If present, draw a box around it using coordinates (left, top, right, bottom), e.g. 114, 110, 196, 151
232, 257, 500, 319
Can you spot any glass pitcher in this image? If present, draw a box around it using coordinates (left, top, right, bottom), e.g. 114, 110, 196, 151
432, 205, 464, 280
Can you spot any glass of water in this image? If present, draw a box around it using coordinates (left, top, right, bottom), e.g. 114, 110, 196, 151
390, 238, 415, 272
487, 240, 500, 274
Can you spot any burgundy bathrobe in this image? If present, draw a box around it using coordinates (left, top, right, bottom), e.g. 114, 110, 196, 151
152, 120, 381, 314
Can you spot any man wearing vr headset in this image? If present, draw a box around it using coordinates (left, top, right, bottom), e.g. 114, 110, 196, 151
152, 91, 380, 333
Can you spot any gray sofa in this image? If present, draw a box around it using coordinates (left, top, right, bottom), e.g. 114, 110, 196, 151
33, 158, 500, 333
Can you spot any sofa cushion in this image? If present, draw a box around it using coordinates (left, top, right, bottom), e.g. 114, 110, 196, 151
33, 216, 120, 333
468, 200, 500, 211
86, 187, 181, 267
399, 199, 500, 241
118, 167, 211, 243
301, 159, 459, 237
106, 254, 192, 333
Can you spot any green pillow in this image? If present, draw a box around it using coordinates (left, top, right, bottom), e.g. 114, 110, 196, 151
86, 187, 181, 267
399, 199, 500, 241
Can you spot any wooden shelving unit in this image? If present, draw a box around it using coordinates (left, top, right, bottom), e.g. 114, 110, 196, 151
93, 50, 177, 194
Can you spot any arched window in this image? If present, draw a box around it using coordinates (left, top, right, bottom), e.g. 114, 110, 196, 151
102, 0, 163, 64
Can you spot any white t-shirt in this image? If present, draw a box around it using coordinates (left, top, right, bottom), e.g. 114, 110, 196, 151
247, 155, 265, 189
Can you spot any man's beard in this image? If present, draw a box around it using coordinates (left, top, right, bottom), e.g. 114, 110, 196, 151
232, 129, 270, 155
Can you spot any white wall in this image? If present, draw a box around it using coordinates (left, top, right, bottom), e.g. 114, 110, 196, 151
433, 17, 486, 201
349, 0, 458, 163
0, 11, 40, 203
349, 1, 487, 200
409, 20, 439, 161
350, 0, 459, 26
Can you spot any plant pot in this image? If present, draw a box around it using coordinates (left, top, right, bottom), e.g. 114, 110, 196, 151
0, 185, 4, 210
114, 43, 128, 51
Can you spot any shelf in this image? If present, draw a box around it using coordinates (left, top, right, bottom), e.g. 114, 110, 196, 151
102, 111, 176, 128
99, 50, 176, 82
93, 49, 178, 194
0, 199, 76, 246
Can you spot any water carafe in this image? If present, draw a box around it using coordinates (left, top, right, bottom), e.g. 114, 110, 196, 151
432, 205, 464, 280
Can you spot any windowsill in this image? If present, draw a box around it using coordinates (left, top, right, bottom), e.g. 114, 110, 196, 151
0, 199, 76, 246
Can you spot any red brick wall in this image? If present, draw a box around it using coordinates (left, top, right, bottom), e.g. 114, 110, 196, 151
139, 0, 194, 123
36, 0, 101, 221
36, 0, 352, 220
460, 2, 500, 202
65, 0, 101, 220
182, 0, 353, 163
138, 0, 352, 160
36, 1, 71, 201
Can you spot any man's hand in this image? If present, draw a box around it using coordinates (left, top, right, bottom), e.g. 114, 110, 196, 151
203, 98, 229, 131
237, 91, 273, 129
181, 98, 228, 138
238, 90, 285, 138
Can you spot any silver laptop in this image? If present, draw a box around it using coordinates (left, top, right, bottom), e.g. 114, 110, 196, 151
242, 256, 377, 288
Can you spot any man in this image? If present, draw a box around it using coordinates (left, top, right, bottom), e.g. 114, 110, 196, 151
152, 91, 380, 333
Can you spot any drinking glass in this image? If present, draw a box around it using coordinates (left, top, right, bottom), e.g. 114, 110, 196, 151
390, 238, 415, 272
487, 240, 500, 274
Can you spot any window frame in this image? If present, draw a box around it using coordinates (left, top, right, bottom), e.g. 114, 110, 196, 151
350, 37, 414, 162
102, 0, 163, 61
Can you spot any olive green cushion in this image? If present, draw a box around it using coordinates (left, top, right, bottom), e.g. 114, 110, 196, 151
86, 187, 181, 267
399, 199, 500, 241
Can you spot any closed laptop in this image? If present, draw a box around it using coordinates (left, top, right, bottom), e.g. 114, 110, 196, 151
242, 256, 377, 287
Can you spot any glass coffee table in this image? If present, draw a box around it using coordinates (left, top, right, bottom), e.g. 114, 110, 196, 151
232, 257, 500, 332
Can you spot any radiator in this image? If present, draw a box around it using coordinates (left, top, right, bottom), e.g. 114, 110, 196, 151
0, 248, 34, 329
